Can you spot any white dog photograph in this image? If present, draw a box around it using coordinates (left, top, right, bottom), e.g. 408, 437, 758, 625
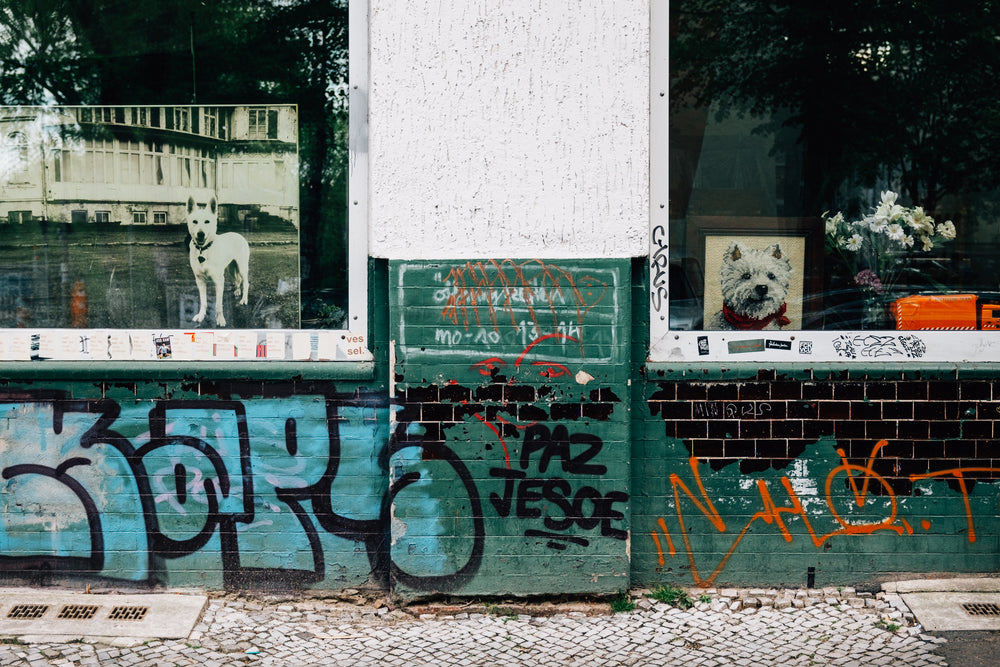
702, 234, 807, 330
0, 105, 300, 329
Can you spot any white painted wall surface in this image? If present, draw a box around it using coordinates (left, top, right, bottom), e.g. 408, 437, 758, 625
368, 1, 649, 259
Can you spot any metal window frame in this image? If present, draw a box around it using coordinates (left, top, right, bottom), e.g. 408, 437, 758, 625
647, 0, 1000, 364
0, 2, 371, 366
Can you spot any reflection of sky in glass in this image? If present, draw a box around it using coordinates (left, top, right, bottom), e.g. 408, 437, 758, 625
1, 109, 83, 183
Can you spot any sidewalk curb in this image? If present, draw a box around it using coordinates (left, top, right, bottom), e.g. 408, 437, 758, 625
883, 578, 1000, 594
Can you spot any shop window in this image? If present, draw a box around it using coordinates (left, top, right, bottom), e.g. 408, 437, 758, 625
651, 1, 1000, 363
0, 0, 365, 362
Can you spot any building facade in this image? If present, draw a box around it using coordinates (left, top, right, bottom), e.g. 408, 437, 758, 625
0, 1, 998, 599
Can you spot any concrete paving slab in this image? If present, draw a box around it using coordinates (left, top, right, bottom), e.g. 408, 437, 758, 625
0, 588, 206, 640
884, 577, 1000, 594
901, 592, 1000, 631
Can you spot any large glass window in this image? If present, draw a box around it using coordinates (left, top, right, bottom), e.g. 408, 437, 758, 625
0, 0, 361, 361
652, 1, 1000, 362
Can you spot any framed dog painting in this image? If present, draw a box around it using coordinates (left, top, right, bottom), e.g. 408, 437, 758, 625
688, 216, 823, 331
0, 105, 300, 330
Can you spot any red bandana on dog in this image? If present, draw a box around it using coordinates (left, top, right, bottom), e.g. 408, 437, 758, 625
722, 302, 791, 330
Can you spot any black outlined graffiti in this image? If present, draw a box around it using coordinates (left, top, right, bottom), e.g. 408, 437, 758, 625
0, 387, 483, 593
650, 225, 669, 312
898, 335, 927, 358
488, 423, 627, 551
2, 457, 104, 575
833, 334, 927, 359
1, 350, 625, 591
387, 432, 486, 591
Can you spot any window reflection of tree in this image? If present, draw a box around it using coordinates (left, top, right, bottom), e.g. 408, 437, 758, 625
0, 0, 351, 324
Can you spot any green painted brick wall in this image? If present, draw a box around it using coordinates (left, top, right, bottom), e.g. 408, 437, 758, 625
632, 370, 1000, 589
2, 256, 1000, 598
388, 259, 632, 597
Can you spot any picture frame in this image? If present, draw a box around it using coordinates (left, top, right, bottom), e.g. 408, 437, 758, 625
0, 105, 300, 332
687, 216, 823, 330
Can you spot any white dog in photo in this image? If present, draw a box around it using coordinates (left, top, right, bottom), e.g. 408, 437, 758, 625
707, 241, 792, 330
186, 195, 249, 327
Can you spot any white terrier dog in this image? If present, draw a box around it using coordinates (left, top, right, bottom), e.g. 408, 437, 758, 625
186, 195, 249, 327
708, 242, 792, 330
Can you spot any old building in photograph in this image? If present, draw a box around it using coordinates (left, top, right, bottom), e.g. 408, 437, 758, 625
0, 105, 300, 330
1, 105, 298, 229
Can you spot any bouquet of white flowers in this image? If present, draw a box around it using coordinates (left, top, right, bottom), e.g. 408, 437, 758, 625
823, 190, 955, 299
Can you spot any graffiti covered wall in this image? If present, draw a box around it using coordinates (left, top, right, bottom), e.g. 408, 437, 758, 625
631, 369, 1000, 588
3, 260, 1000, 596
0, 385, 392, 590
390, 258, 632, 597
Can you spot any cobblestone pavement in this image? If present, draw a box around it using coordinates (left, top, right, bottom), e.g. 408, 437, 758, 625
0, 588, 950, 666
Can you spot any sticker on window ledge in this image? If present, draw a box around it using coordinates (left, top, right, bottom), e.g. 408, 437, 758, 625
0, 329, 367, 362
728, 339, 765, 354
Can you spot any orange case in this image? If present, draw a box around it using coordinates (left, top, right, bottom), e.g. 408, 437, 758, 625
980, 302, 1000, 330
893, 294, 978, 330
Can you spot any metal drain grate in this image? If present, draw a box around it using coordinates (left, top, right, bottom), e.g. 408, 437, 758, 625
108, 605, 149, 621
6, 604, 49, 620
57, 604, 100, 620
962, 602, 1000, 616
